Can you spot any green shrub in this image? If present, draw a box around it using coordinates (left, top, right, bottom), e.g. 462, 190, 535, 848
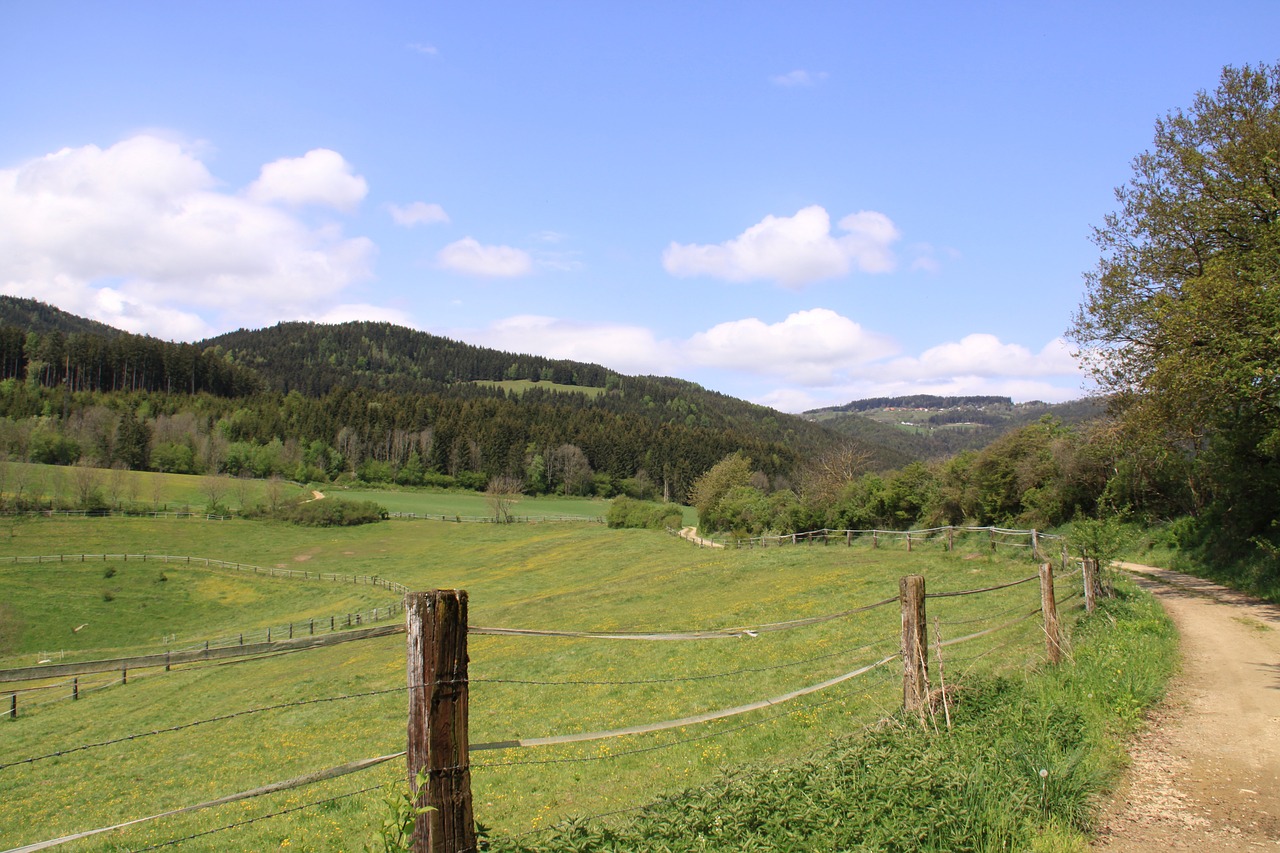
607, 497, 683, 530
278, 497, 388, 527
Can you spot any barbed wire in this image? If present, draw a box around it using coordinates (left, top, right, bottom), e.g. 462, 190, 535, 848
473, 635, 899, 688
4, 753, 403, 853
473, 666, 898, 771
0, 686, 407, 771
122, 783, 385, 853
925, 573, 1039, 598
491, 684, 902, 842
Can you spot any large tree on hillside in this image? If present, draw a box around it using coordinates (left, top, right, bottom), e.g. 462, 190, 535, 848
1069, 63, 1280, 549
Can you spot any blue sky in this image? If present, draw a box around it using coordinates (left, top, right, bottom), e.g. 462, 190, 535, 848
2, 2, 1276, 412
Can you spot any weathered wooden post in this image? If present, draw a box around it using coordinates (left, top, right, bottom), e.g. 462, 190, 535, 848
905, 531, 912, 552
900, 575, 929, 718
1082, 558, 1102, 613
8, 693, 15, 719
1039, 563, 1063, 665
406, 589, 476, 853
947, 526, 954, 551
1031, 529, 1040, 559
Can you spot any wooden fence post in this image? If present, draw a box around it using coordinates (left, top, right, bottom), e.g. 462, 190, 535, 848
905, 531, 912, 552
1039, 563, 1063, 665
899, 575, 929, 718
8, 693, 15, 719
406, 590, 476, 853
1031, 529, 1040, 559
947, 526, 953, 551
1082, 558, 1102, 613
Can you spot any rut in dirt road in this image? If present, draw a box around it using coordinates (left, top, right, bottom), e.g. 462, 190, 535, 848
1094, 563, 1280, 851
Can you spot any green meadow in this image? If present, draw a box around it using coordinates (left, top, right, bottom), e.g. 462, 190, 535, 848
472, 379, 608, 399
0, 514, 1082, 851
330, 486, 612, 520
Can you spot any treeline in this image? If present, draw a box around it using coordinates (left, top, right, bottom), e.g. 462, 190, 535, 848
808, 395, 1013, 414
0, 382, 807, 502
0, 326, 260, 397
690, 416, 1121, 537
203, 321, 616, 396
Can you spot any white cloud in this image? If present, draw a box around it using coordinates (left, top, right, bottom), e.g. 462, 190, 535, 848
456, 311, 1085, 413
307, 303, 415, 326
663, 205, 900, 288
464, 315, 680, 376
409, 43, 438, 56
885, 335, 1080, 381
0, 135, 375, 338
686, 309, 898, 384
388, 201, 450, 227
437, 237, 533, 277
247, 148, 368, 211
771, 69, 828, 87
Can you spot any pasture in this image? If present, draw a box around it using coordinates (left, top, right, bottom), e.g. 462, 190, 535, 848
330, 486, 614, 521
0, 514, 1074, 851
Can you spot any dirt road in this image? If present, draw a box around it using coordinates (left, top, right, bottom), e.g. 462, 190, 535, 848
1093, 563, 1280, 850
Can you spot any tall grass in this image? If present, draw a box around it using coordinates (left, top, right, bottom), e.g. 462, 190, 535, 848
486, 579, 1176, 852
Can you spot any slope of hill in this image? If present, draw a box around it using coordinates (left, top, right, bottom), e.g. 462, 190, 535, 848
199, 320, 912, 472
0, 296, 122, 337
808, 395, 1105, 459
0, 299, 919, 497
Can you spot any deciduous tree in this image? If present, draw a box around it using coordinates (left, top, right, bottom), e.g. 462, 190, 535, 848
1070, 62, 1280, 555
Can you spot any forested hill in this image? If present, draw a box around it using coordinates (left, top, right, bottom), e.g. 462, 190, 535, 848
0, 296, 122, 337
0, 300, 917, 498
199, 320, 909, 472
806, 395, 1013, 414
808, 396, 1104, 460
201, 321, 614, 396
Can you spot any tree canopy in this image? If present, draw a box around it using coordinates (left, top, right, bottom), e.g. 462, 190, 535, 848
1070, 62, 1280, 561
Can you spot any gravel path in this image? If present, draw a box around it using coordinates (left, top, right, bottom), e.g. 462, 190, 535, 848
1093, 563, 1280, 850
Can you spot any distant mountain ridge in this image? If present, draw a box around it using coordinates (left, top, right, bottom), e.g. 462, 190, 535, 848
0, 296, 1099, 475
805, 394, 1015, 414
806, 394, 1104, 460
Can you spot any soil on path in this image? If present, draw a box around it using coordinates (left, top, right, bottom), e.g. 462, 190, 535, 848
1093, 563, 1280, 850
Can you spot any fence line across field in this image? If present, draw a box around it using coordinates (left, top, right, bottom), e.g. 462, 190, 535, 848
0, 552, 408, 593
2, 559, 1090, 853
683, 524, 1065, 556
388, 512, 604, 524
0, 559, 1031, 688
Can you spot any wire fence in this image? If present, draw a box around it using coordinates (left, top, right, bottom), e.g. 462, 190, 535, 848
674, 523, 1066, 557
0, 553, 407, 697
0, 558, 1090, 853
388, 511, 605, 524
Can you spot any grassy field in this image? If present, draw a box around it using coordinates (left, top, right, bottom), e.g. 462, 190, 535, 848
330, 486, 613, 521
1, 460, 679, 522
0, 460, 311, 512
0, 549, 397, 668
472, 379, 607, 399
0, 516, 1078, 852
